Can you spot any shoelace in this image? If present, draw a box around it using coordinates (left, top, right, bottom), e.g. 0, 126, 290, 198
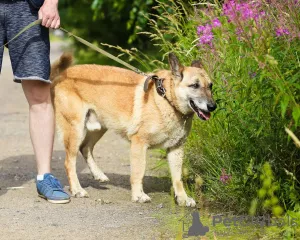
43, 175, 64, 190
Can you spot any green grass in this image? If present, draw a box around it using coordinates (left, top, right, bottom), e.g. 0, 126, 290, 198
154, 207, 299, 240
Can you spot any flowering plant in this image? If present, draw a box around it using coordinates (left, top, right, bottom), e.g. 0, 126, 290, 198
183, 0, 300, 218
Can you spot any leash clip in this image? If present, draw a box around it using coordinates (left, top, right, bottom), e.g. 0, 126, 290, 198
154, 77, 166, 97
143, 75, 166, 97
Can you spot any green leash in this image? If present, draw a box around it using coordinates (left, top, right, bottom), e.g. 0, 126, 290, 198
0, 19, 148, 77
59, 27, 148, 77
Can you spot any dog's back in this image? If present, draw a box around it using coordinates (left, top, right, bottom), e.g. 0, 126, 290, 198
50, 53, 147, 137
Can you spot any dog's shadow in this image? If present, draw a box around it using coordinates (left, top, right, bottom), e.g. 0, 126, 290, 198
0, 150, 171, 197
81, 173, 171, 193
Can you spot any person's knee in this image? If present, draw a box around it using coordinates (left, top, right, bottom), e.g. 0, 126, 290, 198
22, 80, 52, 107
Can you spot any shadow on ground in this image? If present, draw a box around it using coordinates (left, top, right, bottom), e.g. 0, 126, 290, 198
0, 151, 171, 197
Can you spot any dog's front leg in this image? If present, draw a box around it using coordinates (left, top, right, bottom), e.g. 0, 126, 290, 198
168, 146, 196, 207
130, 136, 151, 203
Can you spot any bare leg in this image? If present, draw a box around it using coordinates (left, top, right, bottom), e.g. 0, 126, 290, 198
130, 136, 151, 203
22, 80, 54, 175
167, 146, 196, 207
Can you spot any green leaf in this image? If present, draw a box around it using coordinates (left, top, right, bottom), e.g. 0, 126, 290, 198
280, 95, 289, 117
292, 106, 300, 125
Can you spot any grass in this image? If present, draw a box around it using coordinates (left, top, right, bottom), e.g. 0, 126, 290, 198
154, 207, 298, 239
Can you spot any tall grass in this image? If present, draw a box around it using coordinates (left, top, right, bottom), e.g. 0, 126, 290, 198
185, 0, 300, 216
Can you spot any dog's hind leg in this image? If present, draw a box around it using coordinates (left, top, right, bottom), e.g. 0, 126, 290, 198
58, 109, 89, 198
80, 129, 109, 182
130, 136, 151, 203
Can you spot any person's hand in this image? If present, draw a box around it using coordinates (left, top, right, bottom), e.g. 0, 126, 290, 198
38, 0, 60, 29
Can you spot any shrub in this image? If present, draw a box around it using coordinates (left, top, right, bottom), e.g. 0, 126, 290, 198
182, 0, 300, 215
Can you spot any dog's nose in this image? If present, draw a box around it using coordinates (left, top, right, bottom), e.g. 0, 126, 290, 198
207, 102, 217, 112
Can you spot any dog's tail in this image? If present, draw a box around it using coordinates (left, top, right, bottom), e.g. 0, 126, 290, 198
50, 52, 73, 82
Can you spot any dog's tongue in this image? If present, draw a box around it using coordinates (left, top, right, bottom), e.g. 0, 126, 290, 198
198, 110, 211, 120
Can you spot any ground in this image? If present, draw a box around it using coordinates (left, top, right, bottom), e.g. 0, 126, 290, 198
0, 42, 180, 240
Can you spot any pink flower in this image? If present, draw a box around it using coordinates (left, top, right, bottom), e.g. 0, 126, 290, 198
223, 0, 264, 23
276, 28, 290, 37
212, 18, 221, 28
200, 34, 214, 46
197, 24, 214, 47
197, 24, 212, 34
223, 0, 237, 22
197, 25, 205, 35
220, 168, 232, 184
241, 4, 255, 20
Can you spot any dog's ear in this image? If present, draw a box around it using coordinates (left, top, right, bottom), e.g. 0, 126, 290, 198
168, 53, 183, 80
191, 60, 202, 68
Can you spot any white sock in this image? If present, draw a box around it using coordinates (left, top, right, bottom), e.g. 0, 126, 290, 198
37, 174, 45, 181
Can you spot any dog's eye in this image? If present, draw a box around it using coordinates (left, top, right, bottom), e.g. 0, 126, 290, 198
189, 83, 200, 89
208, 83, 213, 90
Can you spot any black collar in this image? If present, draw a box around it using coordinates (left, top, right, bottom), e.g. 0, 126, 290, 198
143, 75, 192, 120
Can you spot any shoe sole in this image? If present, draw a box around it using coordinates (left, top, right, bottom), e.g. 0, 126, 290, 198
38, 194, 71, 204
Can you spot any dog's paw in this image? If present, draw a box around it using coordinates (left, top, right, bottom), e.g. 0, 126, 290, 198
185, 197, 196, 207
176, 195, 196, 207
132, 192, 151, 203
72, 188, 89, 198
94, 173, 110, 183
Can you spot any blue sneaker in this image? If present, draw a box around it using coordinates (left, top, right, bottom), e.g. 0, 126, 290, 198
36, 173, 70, 204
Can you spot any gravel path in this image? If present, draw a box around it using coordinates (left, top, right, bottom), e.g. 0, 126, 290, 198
0, 42, 174, 240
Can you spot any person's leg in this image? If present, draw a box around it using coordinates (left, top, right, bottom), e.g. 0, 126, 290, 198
22, 80, 70, 204
21, 80, 54, 175
6, 1, 69, 203
22, 79, 70, 204
7, 1, 53, 173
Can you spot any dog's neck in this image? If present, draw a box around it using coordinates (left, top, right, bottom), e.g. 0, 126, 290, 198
155, 71, 193, 120
164, 76, 179, 109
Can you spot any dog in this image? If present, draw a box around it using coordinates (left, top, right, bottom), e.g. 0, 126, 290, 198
50, 53, 216, 207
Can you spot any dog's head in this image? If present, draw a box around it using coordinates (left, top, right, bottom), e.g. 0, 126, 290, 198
168, 53, 216, 120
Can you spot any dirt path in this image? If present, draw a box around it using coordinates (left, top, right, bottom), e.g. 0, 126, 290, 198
0, 43, 176, 240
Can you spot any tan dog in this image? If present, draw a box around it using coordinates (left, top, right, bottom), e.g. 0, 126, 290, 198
50, 53, 216, 207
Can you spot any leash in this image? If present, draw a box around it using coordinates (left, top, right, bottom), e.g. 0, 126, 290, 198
0, 19, 166, 97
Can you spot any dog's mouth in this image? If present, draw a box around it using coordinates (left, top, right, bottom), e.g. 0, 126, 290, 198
189, 100, 211, 121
